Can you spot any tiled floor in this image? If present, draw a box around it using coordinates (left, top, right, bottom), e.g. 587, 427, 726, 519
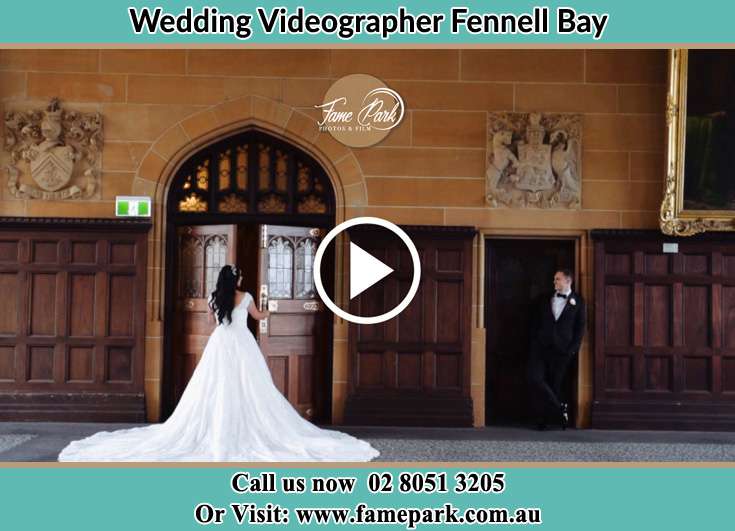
3, 422, 735, 462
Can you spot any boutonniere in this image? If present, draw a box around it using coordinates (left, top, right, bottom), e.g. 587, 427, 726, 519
569, 298, 576, 306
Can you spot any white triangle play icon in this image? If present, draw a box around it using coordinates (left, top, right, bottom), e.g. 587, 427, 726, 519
349, 241, 394, 300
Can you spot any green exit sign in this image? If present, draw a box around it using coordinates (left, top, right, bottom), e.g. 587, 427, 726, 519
116, 196, 152, 217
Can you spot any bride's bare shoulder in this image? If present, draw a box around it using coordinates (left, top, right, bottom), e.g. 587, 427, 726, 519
234, 290, 252, 305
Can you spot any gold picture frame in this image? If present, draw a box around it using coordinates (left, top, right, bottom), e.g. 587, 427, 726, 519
660, 49, 735, 236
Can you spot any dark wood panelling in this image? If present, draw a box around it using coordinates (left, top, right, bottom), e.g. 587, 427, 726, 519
397, 280, 422, 343
722, 358, 735, 392
67, 346, 94, 383
592, 230, 735, 430
0, 273, 18, 334
646, 285, 671, 347
345, 226, 475, 427
30, 273, 56, 336
684, 253, 709, 274
268, 356, 289, 397
108, 274, 135, 337
107, 347, 133, 383
684, 356, 711, 392
605, 285, 631, 347
437, 249, 462, 271
71, 241, 96, 264
605, 356, 632, 391
645, 356, 672, 391
436, 280, 461, 343
606, 253, 631, 275
645, 253, 670, 275
683, 286, 710, 347
0, 218, 149, 422
28, 346, 54, 382
270, 314, 315, 336
436, 353, 461, 389
0, 240, 19, 262
109, 242, 135, 265
32, 241, 58, 263
298, 356, 313, 404
358, 352, 383, 388
69, 274, 95, 337
0, 346, 14, 381
397, 352, 421, 389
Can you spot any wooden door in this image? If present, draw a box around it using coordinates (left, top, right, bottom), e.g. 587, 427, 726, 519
0, 218, 148, 422
592, 230, 735, 430
173, 225, 236, 404
344, 225, 476, 427
257, 225, 324, 419
484, 239, 575, 424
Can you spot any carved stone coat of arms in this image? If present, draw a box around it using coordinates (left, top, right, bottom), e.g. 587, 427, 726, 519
3, 98, 103, 200
486, 112, 582, 209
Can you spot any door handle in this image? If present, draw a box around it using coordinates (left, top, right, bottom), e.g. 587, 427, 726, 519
259, 284, 269, 334
259, 284, 268, 311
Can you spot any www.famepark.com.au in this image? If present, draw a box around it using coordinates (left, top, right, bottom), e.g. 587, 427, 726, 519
215, 501, 542, 527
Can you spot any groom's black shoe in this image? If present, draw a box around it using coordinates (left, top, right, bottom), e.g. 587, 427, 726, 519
560, 402, 569, 430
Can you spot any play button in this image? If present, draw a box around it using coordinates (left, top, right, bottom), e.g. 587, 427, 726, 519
313, 216, 421, 325
349, 242, 394, 299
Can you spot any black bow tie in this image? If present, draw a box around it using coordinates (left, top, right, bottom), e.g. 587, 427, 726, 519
555, 293, 568, 299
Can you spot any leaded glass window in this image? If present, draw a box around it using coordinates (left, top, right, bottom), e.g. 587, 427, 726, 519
268, 237, 293, 299
169, 131, 333, 218
295, 238, 316, 299
204, 235, 227, 296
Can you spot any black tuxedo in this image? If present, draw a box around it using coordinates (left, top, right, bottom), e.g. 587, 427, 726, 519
532, 290, 586, 358
527, 291, 586, 425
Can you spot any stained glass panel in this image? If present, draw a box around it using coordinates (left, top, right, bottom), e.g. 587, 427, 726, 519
179, 193, 207, 212
196, 160, 209, 190
171, 133, 332, 217
236, 145, 248, 190
295, 238, 316, 298
268, 237, 293, 299
218, 149, 231, 190
297, 195, 327, 214
258, 144, 270, 190
275, 150, 288, 192
258, 194, 287, 213
218, 194, 248, 213
204, 235, 228, 296
297, 163, 310, 192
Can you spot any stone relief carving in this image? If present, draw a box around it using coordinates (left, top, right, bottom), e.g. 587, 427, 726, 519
486, 112, 582, 209
3, 98, 103, 200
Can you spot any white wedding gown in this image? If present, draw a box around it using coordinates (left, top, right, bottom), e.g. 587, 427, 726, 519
58, 292, 379, 462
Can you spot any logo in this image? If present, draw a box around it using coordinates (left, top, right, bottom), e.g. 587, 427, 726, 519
315, 74, 405, 148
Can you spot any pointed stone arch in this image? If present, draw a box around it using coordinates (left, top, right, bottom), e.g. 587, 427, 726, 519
134, 95, 366, 422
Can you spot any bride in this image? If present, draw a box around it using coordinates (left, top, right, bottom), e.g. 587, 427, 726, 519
58, 265, 379, 462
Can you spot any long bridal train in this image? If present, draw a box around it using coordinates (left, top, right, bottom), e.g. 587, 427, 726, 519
58, 292, 379, 462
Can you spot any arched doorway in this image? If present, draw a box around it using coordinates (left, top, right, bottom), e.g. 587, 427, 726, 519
162, 129, 336, 423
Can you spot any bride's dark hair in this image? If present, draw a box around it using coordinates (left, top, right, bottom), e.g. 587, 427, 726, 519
209, 265, 241, 325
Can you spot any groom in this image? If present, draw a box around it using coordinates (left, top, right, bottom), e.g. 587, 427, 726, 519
527, 269, 586, 430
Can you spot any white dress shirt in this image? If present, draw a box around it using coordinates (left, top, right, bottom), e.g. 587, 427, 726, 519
551, 289, 572, 321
